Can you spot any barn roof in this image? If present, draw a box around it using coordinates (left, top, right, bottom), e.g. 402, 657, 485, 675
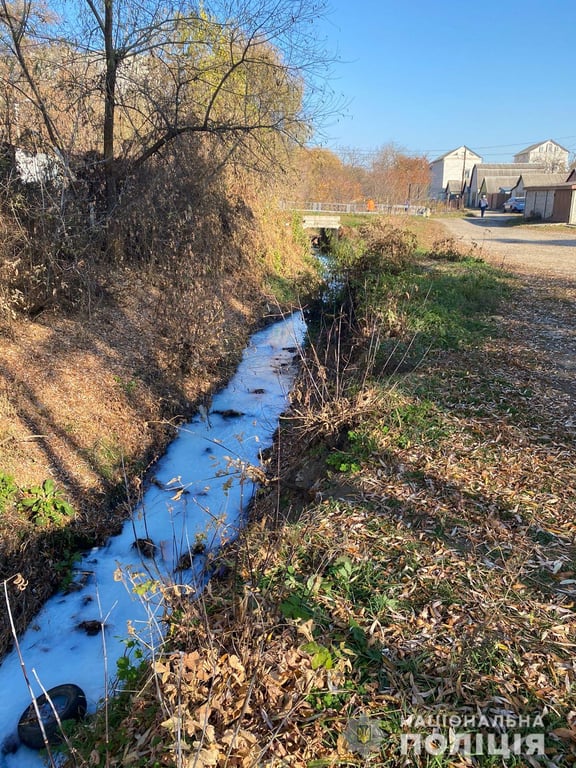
474, 163, 545, 174
430, 146, 482, 163
445, 179, 464, 193
516, 172, 568, 187
524, 181, 576, 191
481, 176, 520, 193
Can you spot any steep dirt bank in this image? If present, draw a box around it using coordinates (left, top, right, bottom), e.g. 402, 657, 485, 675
0, 210, 318, 654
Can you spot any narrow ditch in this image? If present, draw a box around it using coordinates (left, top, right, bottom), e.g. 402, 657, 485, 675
0, 311, 307, 767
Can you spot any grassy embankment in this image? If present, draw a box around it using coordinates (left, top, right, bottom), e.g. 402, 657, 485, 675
62, 214, 576, 767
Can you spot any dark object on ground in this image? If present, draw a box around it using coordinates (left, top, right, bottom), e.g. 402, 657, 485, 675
132, 537, 156, 557
175, 552, 192, 571
212, 409, 245, 418
17, 684, 87, 750
78, 620, 102, 635
211, 561, 232, 580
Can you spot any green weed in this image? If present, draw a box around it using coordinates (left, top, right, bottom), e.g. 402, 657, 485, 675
85, 437, 123, 482
0, 471, 18, 512
325, 453, 361, 473
300, 641, 333, 670
388, 399, 450, 449
326, 428, 378, 473
117, 641, 146, 687
113, 375, 138, 396
17, 478, 74, 527
55, 550, 82, 589
279, 565, 327, 623
382, 260, 509, 357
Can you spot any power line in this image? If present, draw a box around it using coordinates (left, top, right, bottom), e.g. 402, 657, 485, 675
420, 135, 576, 153
324, 136, 576, 162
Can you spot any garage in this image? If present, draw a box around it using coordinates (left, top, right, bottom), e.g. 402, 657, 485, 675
524, 181, 576, 224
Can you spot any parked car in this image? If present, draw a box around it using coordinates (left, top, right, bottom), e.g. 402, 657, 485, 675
503, 196, 525, 213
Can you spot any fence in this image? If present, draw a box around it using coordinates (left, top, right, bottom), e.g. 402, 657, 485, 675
281, 201, 431, 217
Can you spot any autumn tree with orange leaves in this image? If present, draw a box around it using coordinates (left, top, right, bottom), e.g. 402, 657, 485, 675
294, 143, 430, 206
369, 143, 430, 204
294, 147, 365, 204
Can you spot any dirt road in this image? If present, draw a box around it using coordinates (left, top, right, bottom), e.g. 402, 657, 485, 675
436, 212, 576, 406
437, 212, 576, 278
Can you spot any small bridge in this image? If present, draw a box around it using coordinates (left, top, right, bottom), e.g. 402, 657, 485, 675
302, 214, 341, 230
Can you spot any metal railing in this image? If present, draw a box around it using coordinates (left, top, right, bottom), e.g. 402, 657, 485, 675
281, 201, 431, 216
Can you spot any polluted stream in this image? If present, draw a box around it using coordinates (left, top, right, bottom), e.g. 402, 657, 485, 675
0, 311, 307, 767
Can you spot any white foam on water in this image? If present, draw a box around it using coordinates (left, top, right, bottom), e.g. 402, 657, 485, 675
0, 311, 307, 767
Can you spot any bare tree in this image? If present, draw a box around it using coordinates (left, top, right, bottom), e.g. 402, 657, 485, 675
0, 0, 335, 214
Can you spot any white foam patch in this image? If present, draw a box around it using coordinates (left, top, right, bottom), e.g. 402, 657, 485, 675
0, 311, 307, 767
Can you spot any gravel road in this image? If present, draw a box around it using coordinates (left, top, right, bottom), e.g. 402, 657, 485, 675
436, 212, 576, 406
437, 212, 576, 278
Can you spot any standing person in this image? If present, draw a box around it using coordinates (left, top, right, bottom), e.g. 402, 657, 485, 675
479, 195, 489, 218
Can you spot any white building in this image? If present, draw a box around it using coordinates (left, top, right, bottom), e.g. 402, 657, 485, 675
429, 146, 482, 200
513, 140, 569, 172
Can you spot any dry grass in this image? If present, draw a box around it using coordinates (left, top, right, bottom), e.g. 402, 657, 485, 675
72, 250, 576, 767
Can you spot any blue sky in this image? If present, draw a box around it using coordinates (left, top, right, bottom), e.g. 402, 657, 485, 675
311, 0, 576, 163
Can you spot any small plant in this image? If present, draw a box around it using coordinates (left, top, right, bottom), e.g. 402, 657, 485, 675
300, 641, 333, 670
85, 437, 123, 481
191, 531, 207, 555
357, 218, 417, 275
390, 399, 449, 449
55, 550, 83, 590
113, 375, 138, 395
326, 428, 378, 473
116, 641, 146, 687
326, 451, 361, 473
17, 478, 74, 527
0, 471, 18, 512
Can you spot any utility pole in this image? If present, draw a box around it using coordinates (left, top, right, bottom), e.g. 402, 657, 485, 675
460, 147, 467, 209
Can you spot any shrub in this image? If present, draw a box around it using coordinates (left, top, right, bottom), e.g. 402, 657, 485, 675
356, 218, 417, 275
427, 236, 482, 262
330, 219, 416, 282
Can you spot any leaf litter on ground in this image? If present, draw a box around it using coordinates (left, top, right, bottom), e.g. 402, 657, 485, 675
67, 253, 576, 767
